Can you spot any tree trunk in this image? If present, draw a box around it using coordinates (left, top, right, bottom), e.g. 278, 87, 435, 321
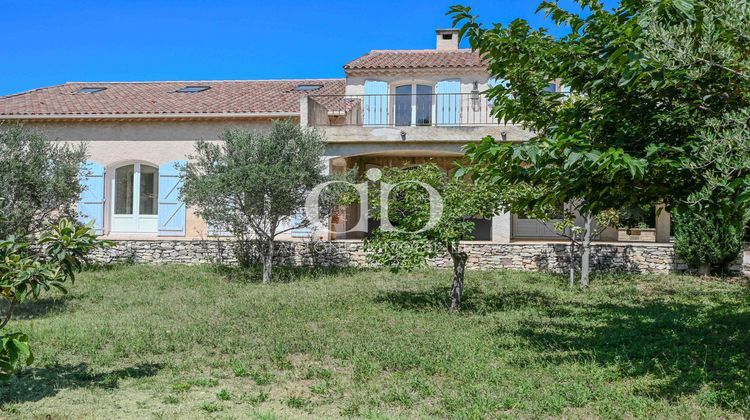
698, 263, 711, 276
261, 239, 274, 285
568, 239, 576, 288
580, 213, 593, 288
448, 244, 468, 311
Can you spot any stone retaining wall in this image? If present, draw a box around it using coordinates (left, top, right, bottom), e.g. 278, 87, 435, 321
88, 239, 749, 275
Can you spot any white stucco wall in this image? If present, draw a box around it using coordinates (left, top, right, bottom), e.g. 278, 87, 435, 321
22, 119, 280, 239
344, 72, 493, 96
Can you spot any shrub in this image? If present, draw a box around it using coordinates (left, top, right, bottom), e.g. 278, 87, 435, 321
0, 125, 87, 238
0, 219, 106, 378
673, 208, 745, 274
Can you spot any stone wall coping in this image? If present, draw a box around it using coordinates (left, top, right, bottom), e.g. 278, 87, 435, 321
100, 237, 678, 248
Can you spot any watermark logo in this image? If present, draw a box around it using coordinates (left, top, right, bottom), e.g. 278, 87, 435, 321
304, 168, 443, 235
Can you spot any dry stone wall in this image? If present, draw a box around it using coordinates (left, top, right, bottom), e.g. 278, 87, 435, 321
88, 239, 749, 275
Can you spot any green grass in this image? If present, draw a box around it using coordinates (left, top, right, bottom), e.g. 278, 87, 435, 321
0, 264, 748, 418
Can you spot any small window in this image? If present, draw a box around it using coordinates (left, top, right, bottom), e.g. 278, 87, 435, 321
544, 83, 557, 93
442, 33, 453, 40
74, 87, 106, 94
294, 84, 323, 92
176, 86, 210, 93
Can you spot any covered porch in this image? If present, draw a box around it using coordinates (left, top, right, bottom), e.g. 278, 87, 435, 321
326, 150, 496, 241
321, 147, 672, 244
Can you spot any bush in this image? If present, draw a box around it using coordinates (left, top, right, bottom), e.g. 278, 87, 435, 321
0, 219, 106, 378
0, 124, 87, 238
673, 208, 745, 274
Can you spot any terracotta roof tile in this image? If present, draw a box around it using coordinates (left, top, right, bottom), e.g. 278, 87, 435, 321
0, 79, 346, 117
344, 49, 485, 72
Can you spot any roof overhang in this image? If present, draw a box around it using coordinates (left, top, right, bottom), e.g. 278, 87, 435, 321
0, 111, 300, 122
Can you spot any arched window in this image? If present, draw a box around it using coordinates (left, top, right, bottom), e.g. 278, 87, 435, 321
111, 163, 159, 233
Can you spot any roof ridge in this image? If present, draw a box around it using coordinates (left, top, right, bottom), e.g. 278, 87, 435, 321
367, 48, 476, 54
61, 78, 346, 85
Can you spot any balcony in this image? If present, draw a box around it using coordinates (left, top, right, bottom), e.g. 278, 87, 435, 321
301, 92, 533, 151
306, 92, 500, 128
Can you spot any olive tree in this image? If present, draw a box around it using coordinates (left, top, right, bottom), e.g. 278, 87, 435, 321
363, 164, 499, 310
0, 124, 88, 238
180, 120, 332, 284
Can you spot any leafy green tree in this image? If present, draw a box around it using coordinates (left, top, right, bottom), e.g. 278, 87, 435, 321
180, 120, 333, 284
364, 164, 499, 310
449, 0, 750, 285
0, 125, 88, 238
0, 219, 105, 378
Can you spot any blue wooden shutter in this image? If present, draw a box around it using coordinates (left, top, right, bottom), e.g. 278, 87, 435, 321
291, 212, 312, 238
487, 77, 511, 106
78, 161, 105, 235
208, 223, 232, 237
158, 160, 186, 236
363, 80, 388, 126
435, 79, 461, 126
207, 223, 222, 237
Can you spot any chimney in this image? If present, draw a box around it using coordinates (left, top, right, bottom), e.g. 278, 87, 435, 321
436, 29, 460, 50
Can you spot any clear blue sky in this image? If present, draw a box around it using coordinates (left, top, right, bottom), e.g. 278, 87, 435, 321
0, 0, 613, 96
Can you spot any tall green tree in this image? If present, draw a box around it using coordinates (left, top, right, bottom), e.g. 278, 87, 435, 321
364, 164, 499, 310
180, 120, 332, 284
0, 125, 88, 238
450, 0, 750, 284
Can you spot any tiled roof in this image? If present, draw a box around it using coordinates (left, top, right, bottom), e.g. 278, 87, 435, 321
0, 79, 346, 117
344, 49, 485, 72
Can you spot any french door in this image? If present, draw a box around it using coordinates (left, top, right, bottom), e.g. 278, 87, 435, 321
111, 163, 159, 233
395, 84, 433, 126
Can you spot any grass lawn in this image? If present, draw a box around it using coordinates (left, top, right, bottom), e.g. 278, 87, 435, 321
0, 264, 748, 419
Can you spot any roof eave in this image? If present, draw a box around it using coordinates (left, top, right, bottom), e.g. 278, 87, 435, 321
0, 111, 301, 122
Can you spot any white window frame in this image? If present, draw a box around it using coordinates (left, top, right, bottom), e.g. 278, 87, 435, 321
392, 83, 436, 126
110, 162, 159, 234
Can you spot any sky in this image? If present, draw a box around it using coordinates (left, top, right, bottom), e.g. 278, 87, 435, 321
0, 0, 613, 97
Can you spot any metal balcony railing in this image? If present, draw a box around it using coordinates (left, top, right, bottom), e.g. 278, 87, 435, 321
307, 93, 501, 127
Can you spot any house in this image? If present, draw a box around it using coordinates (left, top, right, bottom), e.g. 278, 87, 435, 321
0, 29, 671, 244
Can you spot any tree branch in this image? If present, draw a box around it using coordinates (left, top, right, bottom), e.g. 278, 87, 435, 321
0, 300, 17, 331
695, 57, 750, 80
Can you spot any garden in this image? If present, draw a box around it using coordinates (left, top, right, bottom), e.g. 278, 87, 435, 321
1, 0, 750, 418
1, 265, 748, 418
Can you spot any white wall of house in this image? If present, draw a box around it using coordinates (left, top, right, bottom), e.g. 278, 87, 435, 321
24, 119, 279, 240
344, 72, 493, 97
